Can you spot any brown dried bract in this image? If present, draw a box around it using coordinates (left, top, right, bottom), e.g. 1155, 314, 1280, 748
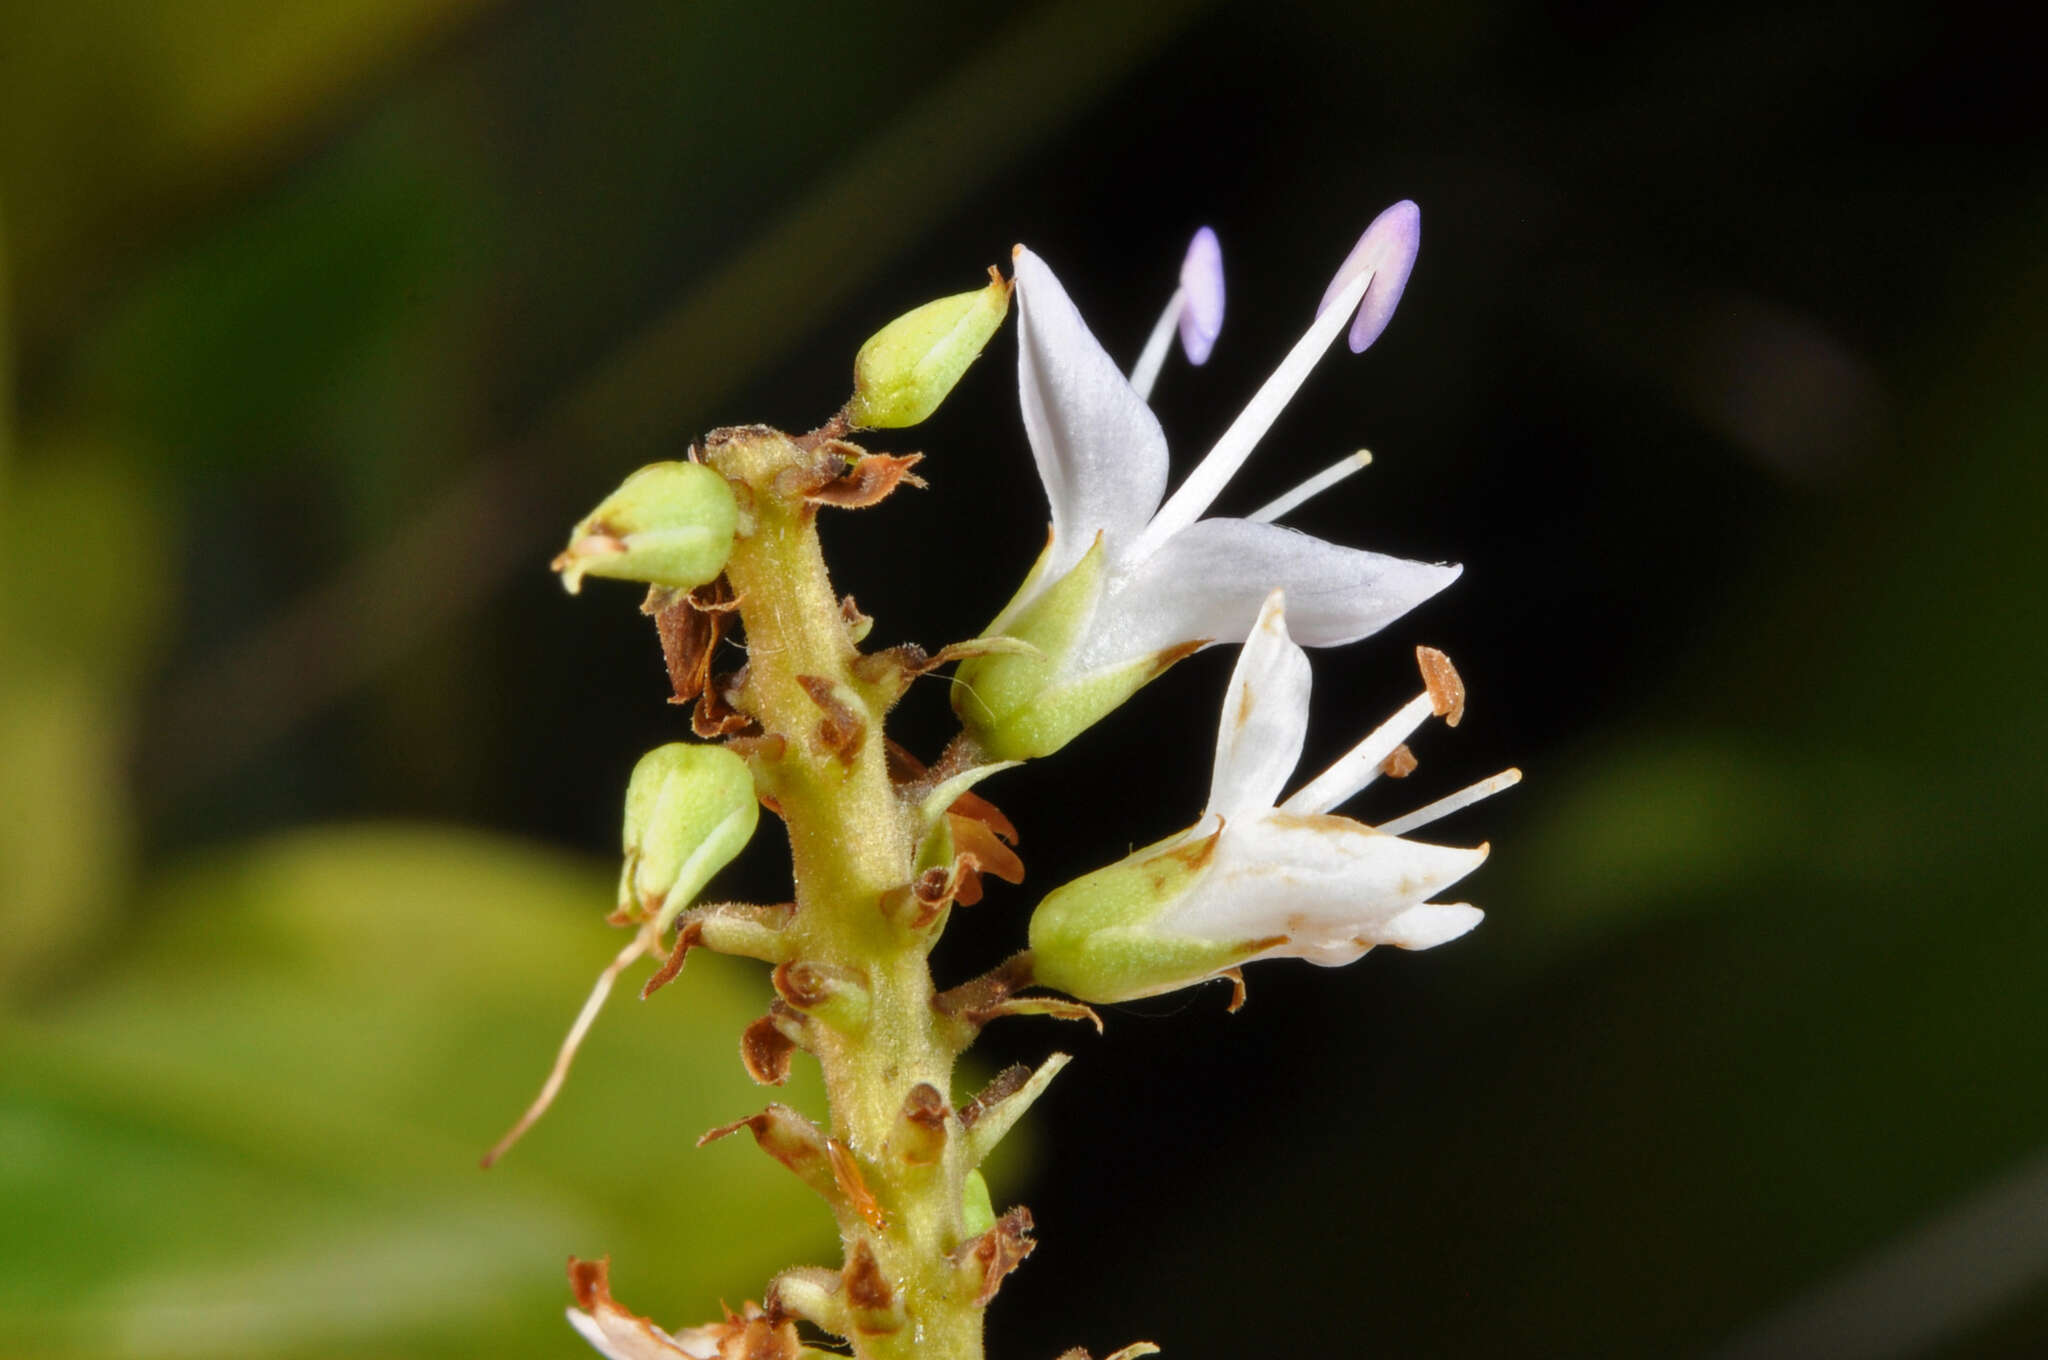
958, 1064, 1032, 1130
740, 1013, 796, 1086
694, 668, 759, 739
827, 1138, 887, 1231
803, 451, 927, 509
1381, 743, 1419, 778
948, 813, 1025, 907
644, 579, 738, 707
640, 920, 703, 1000
935, 955, 1102, 1036
883, 739, 1020, 842
697, 1104, 836, 1203
1416, 646, 1466, 727
957, 1206, 1037, 1307
895, 1082, 948, 1166
839, 593, 874, 643
796, 674, 867, 766
902, 1082, 948, 1130
842, 1239, 900, 1334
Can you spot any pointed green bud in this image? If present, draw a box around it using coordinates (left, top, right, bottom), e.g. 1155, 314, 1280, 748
845, 269, 1011, 429
619, 742, 759, 932
553, 460, 738, 594
1027, 826, 1262, 1004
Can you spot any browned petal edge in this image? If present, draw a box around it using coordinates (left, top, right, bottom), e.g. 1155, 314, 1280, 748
1146, 637, 1205, 681
567, 1256, 721, 1358
1381, 742, 1419, 778
795, 674, 867, 766
1415, 645, 1466, 727
957, 1206, 1037, 1307
740, 1013, 796, 1086
1220, 966, 1248, 1014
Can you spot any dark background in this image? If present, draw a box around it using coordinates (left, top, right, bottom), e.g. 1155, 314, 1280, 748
4, 1, 2045, 1356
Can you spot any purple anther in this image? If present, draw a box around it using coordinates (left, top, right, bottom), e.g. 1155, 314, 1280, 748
1177, 226, 1226, 366
1316, 200, 1421, 354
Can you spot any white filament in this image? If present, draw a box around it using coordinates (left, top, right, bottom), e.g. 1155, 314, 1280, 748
1132, 265, 1373, 559
1247, 449, 1373, 524
1279, 690, 1435, 816
1375, 768, 1523, 837
1128, 285, 1185, 400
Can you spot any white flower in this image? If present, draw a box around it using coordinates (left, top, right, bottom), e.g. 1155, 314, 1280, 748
956, 203, 1457, 760
1029, 590, 1518, 1003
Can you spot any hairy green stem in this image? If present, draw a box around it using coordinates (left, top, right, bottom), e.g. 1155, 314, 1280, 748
710, 428, 984, 1360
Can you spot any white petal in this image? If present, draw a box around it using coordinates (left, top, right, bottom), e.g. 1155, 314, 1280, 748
1377, 902, 1484, 950
567, 1306, 708, 1360
1013, 247, 1171, 583
1207, 591, 1312, 820
1073, 517, 1460, 671
1161, 814, 1486, 949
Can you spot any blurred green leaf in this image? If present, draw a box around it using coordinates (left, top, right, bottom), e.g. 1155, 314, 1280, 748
1, 824, 833, 1358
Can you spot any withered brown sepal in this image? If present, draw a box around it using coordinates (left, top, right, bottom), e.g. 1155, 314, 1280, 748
956, 1205, 1036, 1306
643, 578, 739, 707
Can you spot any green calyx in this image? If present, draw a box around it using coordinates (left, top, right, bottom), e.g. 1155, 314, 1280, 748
953, 538, 1189, 761
554, 460, 738, 594
845, 270, 1012, 429
1026, 826, 1257, 1004
619, 742, 760, 932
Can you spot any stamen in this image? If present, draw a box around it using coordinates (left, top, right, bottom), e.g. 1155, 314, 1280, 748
1133, 264, 1373, 558
1247, 449, 1373, 524
1128, 285, 1184, 400
1416, 646, 1465, 726
1279, 690, 1435, 816
1128, 227, 1225, 399
1317, 199, 1421, 354
480, 926, 654, 1168
1374, 768, 1522, 837
1177, 225, 1225, 366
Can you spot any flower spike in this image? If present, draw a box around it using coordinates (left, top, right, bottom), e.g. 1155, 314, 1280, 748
1317, 198, 1421, 354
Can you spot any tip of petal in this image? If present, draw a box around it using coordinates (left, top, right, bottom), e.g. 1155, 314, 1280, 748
1178, 226, 1226, 365
1316, 199, 1422, 354
1380, 901, 1483, 950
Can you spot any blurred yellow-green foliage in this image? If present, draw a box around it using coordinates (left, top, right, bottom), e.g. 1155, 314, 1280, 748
4, 1, 2046, 1358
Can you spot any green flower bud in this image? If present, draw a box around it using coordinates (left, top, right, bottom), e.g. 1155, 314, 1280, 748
954, 537, 1189, 761
553, 461, 738, 594
1026, 827, 1256, 1004
619, 742, 759, 932
844, 270, 1011, 429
